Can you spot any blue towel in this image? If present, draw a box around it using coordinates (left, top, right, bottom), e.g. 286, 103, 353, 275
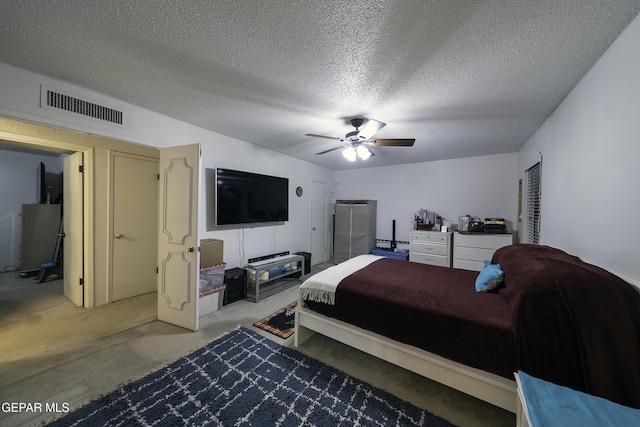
518, 371, 640, 426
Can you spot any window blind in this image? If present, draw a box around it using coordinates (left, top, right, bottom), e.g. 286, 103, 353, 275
525, 162, 541, 244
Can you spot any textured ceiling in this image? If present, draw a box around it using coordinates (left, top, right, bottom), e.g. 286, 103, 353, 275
1, 1, 639, 170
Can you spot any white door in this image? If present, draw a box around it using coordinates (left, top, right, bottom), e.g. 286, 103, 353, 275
111, 153, 158, 301
310, 180, 327, 266
63, 152, 84, 306
157, 144, 201, 331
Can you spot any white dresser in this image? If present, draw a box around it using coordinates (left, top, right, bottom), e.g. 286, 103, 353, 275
409, 231, 452, 267
453, 232, 513, 271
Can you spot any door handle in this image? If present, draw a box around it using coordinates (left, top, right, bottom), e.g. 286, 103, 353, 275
114, 233, 124, 239
185, 246, 195, 253
312, 227, 316, 231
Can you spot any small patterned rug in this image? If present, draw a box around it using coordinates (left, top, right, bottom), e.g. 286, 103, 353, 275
46, 327, 456, 426
253, 301, 297, 339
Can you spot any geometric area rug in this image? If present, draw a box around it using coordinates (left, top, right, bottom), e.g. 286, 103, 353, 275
46, 327, 457, 426
253, 301, 297, 339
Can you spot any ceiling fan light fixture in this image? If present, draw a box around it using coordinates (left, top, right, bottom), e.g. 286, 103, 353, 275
342, 146, 357, 161
310, 117, 411, 159
356, 145, 372, 160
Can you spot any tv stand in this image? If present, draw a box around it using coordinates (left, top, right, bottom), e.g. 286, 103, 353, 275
245, 254, 304, 303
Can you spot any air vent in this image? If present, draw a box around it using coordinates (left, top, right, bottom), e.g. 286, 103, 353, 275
41, 86, 125, 126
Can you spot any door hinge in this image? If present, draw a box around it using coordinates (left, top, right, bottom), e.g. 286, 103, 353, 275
156, 267, 158, 274
79, 278, 84, 285
157, 173, 160, 180
79, 165, 85, 173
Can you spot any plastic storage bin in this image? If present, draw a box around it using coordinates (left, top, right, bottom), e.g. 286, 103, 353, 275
199, 284, 225, 317
199, 262, 226, 296
371, 248, 409, 261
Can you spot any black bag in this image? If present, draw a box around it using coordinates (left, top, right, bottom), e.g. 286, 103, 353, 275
469, 216, 484, 232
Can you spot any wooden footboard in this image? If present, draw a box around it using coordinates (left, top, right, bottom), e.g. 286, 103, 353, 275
294, 299, 517, 413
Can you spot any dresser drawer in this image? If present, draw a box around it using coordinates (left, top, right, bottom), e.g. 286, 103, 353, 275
453, 258, 485, 271
410, 252, 449, 267
454, 233, 513, 250
411, 231, 449, 244
410, 241, 448, 256
454, 246, 496, 263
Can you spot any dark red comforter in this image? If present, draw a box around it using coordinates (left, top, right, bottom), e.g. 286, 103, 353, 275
307, 260, 516, 378
494, 244, 640, 409
305, 244, 640, 409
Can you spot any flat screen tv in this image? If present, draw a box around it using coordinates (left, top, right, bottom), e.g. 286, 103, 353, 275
215, 168, 289, 226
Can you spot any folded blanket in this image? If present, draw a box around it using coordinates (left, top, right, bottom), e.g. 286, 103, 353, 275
300, 255, 382, 305
517, 371, 640, 427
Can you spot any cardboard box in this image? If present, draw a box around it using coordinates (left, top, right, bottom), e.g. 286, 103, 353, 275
200, 239, 223, 268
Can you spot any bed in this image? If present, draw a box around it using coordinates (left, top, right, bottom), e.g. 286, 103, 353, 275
294, 244, 640, 413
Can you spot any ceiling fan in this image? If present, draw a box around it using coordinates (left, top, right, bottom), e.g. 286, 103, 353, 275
306, 118, 415, 161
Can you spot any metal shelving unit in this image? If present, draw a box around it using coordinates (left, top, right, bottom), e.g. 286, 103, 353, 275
245, 254, 304, 303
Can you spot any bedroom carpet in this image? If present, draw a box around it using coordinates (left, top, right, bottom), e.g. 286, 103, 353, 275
46, 327, 455, 426
0, 265, 514, 427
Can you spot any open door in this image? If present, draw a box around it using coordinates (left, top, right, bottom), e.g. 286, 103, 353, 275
63, 152, 84, 306
157, 144, 201, 331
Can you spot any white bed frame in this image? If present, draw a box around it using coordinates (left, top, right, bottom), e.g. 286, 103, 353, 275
294, 296, 517, 413
514, 373, 533, 427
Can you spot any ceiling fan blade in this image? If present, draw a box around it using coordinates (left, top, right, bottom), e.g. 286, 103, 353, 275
305, 133, 343, 141
372, 138, 415, 147
357, 119, 386, 140
316, 146, 345, 155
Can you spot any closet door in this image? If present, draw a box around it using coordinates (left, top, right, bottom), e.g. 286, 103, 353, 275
310, 180, 327, 266
111, 152, 158, 301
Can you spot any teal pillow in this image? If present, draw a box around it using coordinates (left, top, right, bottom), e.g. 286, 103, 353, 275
475, 260, 504, 292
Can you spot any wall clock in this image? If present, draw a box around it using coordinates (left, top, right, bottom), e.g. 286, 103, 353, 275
296, 186, 303, 197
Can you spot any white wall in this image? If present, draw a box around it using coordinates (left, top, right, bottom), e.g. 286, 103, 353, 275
517, 15, 640, 286
0, 62, 335, 272
198, 135, 335, 269
335, 153, 518, 244
0, 150, 64, 270
0, 63, 190, 150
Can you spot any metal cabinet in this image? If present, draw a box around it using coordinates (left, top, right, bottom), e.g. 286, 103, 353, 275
21, 204, 61, 273
333, 200, 377, 264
